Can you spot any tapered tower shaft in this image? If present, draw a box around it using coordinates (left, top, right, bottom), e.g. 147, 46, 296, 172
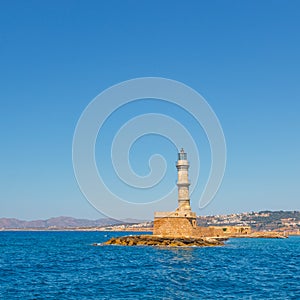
176, 148, 191, 211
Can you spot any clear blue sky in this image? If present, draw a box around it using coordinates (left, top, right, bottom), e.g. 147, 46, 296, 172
1, 1, 299, 220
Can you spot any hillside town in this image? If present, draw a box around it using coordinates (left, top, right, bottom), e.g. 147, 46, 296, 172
196, 210, 300, 233
99, 211, 300, 234
1, 211, 299, 235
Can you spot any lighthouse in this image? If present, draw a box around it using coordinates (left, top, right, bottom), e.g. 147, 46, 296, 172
153, 148, 197, 237
176, 148, 192, 212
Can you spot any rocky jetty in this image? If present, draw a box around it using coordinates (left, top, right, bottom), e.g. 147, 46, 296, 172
100, 235, 226, 247
246, 231, 288, 238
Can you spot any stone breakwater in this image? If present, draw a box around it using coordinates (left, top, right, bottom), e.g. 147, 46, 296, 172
100, 235, 226, 247
246, 231, 288, 238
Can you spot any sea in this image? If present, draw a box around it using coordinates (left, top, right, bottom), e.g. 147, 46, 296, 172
0, 231, 299, 299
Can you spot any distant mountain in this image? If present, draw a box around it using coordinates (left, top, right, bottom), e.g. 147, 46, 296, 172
2, 210, 299, 231
0, 216, 147, 229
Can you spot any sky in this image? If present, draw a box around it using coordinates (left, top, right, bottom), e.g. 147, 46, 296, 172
1, 1, 299, 220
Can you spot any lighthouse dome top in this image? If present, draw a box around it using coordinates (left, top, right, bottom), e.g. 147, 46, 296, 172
178, 148, 187, 160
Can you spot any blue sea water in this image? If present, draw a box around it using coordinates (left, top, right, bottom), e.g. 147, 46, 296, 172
0, 232, 299, 299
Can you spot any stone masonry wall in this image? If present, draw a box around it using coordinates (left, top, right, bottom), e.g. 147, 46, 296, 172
153, 217, 251, 238
153, 217, 198, 237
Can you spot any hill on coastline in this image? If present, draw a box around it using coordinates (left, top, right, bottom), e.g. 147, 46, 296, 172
0, 216, 147, 229
197, 210, 300, 231
1, 211, 299, 231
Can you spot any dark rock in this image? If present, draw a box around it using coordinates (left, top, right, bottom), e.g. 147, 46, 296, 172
101, 235, 225, 247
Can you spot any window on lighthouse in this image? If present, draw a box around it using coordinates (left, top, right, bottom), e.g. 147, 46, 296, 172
178, 153, 187, 160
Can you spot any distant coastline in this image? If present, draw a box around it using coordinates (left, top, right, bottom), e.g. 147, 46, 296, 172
1, 210, 299, 235
0, 227, 153, 232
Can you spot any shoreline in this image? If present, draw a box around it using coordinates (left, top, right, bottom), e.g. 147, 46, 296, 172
0, 228, 153, 232
1, 228, 299, 237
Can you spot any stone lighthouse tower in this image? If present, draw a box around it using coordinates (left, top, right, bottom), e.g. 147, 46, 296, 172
176, 148, 192, 212
153, 148, 197, 237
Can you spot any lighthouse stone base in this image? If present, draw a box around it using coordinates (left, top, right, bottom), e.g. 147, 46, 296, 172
153, 211, 199, 238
